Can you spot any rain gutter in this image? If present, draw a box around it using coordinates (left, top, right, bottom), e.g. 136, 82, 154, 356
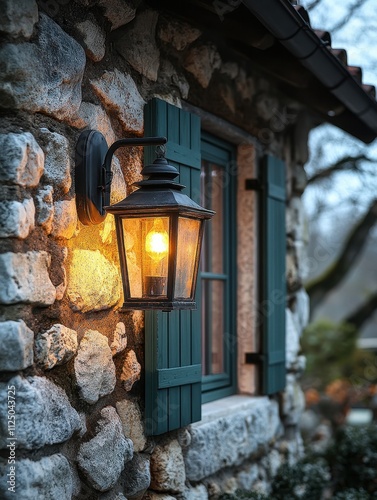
242, 0, 377, 140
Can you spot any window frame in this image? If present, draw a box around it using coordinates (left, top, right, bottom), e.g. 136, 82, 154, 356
199, 131, 238, 404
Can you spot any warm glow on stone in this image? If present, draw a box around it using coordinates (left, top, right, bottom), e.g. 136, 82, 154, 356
67, 249, 121, 312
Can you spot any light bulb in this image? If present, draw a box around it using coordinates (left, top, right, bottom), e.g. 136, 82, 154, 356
145, 218, 169, 262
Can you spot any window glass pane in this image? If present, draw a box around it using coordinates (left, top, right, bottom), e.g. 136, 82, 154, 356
201, 162, 224, 274
175, 217, 201, 298
122, 217, 169, 298
202, 279, 224, 375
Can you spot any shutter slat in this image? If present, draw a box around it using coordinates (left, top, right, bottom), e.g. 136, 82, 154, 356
261, 155, 286, 395
144, 98, 202, 435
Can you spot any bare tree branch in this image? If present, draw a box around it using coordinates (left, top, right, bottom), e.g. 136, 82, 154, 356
345, 291, 377, 329
307, 154, 374, 184
328, 0, 369, 33
306, 0, 323, 11
306, 199, 377, 312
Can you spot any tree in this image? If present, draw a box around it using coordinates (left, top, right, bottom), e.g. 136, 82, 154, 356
300, 0, 377, 328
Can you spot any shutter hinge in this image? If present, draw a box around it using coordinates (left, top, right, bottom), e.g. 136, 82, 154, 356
245, 352, 265, 364
245, 179, 262, 191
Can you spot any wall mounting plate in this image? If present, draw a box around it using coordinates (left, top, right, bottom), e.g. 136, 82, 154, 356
75, 130, 109, 225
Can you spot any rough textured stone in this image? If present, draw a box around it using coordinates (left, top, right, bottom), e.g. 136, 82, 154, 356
291, 287, 310, 335
67, 249, 121, 312
36, 185, 54, 233
98, 0, 136, 30
158, 17, 201, 51
39, 129, 72, 193
0, 320, 34, 371
74, 329, 116, 404
0, 454, 73, 500
55, 247, 68, 301
0, 14, 86, 121
236, 68, 255, 101
144, 493, 175, 500
116, 400, 146, 452
234, 462, 259, 491
121, 350, 141, 391
76, 18, 106, 62
0, 132, 44, 187
150, 439, 186, 493
286, 308, 300, 369
0, 197, 35, 239
184, 44, 221, 88
70, 102, 116, 144
35, 324, 78, 370
0, 0, 38, 39
282, 374, 306, 426
78, 406, 133, 492
91, 69, 145, 134
51, 199, 77, 239
220, 61, 239, 80
182, 484, 209, 500
115, 10, 160, 81
184, 398, 281, 481
0, 375, 81, 450
122, 453, 151, 498
0, 251, 56, 305
159, 59, 190, 99
111, 322, 128, 356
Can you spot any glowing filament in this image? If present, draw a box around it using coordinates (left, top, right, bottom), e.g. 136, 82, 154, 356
145, 219, 169, 262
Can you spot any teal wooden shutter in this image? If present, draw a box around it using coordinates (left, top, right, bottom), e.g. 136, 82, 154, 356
144, 99, 202, 435
261, 155, 286, 394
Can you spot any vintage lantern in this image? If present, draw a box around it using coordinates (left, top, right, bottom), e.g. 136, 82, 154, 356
75, 130, 214, 311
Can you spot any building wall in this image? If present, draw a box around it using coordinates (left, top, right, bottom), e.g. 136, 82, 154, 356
0, 1, 310, 498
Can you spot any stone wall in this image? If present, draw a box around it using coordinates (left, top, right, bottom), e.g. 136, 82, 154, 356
0, 1, 310, 499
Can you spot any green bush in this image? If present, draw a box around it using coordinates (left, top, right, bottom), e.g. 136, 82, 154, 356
219, 492, 267, 499
332, 489, 371, 500
326, 424, 377, 495
271, 460, 330, 499
301, 320, 363, 390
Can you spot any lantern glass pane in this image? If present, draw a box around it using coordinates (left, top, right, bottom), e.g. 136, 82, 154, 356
122, 217, 169, 298
175, 217, 201, 298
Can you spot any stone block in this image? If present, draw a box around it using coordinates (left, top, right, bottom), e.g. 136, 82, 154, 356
67, 249, 121, 312
36, 185, 54, 233
144, 493, 175, 500
0, 14, 85, 121
51, 199, 77, 239
0, 375, 81, 450
70, 102, 116, 144
0, 320, 34, 371
120, 349, 141, 391
115, 10, 160, 81
116, 399, 146, 452
290, 287, 310, 335
91, 69, 145, 134
111, 322, 128, 356
122, 453, 151, 499
35, 324, 78, 370
0, 197, 35, 239
159, 59, 190, 99
184, 43, 221, 88
98, 0, 136, 30
0, 251, 56, 306
0, 0, 38, 39
150, 439, 186, 493
282, 374, 306, 426
158, 17, 201, 51
74, 329, 116, 404
182, 484, 209, 500
0, 454, 73, 500
0, 132, 44, 187
39, 129, 71, 194
286, 308, 300, 369
78, 406, 133, 492
76, 18, 106, 62
184, 398, 281, 481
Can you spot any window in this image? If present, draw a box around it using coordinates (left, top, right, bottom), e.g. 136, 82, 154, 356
143, 99, 286, 436
199, 133, 237, 403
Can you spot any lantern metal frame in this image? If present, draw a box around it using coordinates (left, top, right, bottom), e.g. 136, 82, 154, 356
75, 130, 214, 311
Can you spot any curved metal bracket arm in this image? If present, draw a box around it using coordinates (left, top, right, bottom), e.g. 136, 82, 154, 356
75, 130, 167, 226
